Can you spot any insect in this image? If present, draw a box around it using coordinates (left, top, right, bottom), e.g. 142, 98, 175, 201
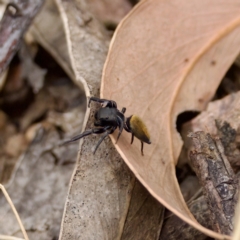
65, 97, 151, 155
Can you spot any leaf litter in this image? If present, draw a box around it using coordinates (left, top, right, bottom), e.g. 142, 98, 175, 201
0, 2, 86, 237
1, 0, 240, 239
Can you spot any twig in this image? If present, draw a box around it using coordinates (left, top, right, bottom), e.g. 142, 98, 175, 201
0, 235, 24, 240
0, 0, 44, 74
0, 184, 29, 240
189, 131, 239, 235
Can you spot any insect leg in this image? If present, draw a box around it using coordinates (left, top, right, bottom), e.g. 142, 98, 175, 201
64, 127, 108, 144
88, 97, 117, 108
131, 133, 134, 144
124, 116, 132, 133
141, 141, 144, 156
93, 127, 114, 154
115, 116, 124, 144
121, 107, 126, 114
123, 120, 134, 144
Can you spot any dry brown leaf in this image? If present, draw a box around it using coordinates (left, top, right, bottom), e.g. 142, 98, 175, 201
160, 195, 211, 240
121, 179, 164, 239
56, 0, 164, 239
55, 1, 133, 239
4, 134, 28, 158
101, 0, 240, 238
19, 43, 47, 93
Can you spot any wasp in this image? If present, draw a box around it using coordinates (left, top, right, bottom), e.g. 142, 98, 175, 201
65, 97, 151, 155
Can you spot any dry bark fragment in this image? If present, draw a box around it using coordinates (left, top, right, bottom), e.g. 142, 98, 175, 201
0, 0, 44, 74
180, 92, 240, 171
189, 131, 239, 235
215, 120, 240, 171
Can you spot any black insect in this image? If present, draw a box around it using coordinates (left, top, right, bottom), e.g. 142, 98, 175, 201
65, 97, 151, 155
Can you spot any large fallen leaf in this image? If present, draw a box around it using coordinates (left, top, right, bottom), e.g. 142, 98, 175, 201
56, 0, 164, 239
101, 0, 240, 238
55, 1, 133, 239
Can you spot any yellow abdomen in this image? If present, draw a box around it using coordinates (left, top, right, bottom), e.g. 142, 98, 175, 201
130, 115, 151, 144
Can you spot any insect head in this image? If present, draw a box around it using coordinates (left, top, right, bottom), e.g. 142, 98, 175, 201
65, 97, 151, 155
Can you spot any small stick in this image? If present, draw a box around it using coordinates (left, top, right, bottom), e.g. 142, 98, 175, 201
0, 184, 29, 240
0, 0, 44, 74
189, 131, 239, 235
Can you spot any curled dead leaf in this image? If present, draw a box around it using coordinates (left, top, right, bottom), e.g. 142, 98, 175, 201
101, 0, 240, 238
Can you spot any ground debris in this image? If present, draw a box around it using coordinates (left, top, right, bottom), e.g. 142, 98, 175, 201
189, 131, 239, 235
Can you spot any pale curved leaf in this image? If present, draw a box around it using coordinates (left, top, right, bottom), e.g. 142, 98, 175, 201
101, 0, 240, 238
